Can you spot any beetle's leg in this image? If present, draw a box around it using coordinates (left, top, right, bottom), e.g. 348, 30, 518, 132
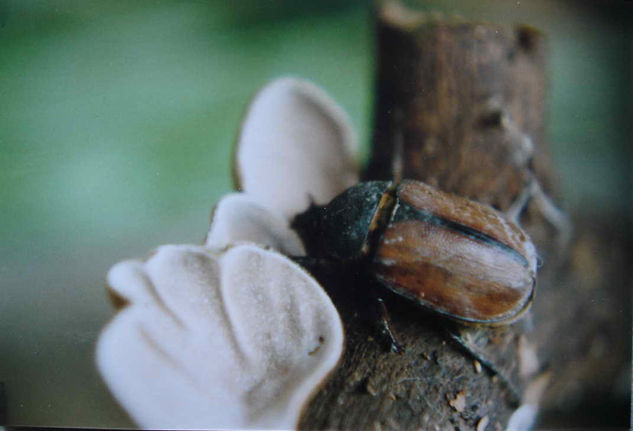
505, 175, 572, 248
504, 177, 538, 223
528, 179, 573, 247
375, 297, 405, 354
364, 279, 405, 354
445, 329, 521, 407
294, 256, 405, 355
496, 109, 572, 246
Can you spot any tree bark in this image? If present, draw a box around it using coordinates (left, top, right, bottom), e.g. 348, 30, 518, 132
300, 2, 630, 429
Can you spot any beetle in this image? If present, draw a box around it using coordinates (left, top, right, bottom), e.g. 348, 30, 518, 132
291, 179, 537, 327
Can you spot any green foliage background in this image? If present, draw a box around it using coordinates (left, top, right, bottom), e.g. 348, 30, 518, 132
0, 0, 629, 426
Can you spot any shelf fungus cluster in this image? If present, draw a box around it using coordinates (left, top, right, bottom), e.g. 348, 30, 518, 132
96, 78, 359, 429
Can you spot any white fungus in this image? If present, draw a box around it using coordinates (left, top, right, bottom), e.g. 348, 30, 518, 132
96, 77, 360, 429
205, 192, 305, 256
97, 244, 343, 429
234, 77, 359, 219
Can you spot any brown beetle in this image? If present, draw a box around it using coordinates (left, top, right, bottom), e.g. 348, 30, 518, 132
292, 179, 537, 326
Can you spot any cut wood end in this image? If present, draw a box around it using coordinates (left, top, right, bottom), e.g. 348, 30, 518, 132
379, 0, 539, 43
379, 0, 503, 31
379, 0, 428, 30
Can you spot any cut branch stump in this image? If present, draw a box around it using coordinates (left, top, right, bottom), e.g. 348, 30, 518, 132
300, 2, 629, 429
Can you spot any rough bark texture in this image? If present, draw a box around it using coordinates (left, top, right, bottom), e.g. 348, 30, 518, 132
300, 2, 630, 430
367, 6, 554, 221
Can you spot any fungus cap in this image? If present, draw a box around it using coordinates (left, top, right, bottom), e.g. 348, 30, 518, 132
97, 244, 343, 429
234, 77, 359, 218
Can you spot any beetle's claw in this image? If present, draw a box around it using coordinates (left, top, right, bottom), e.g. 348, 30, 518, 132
376, 298, 405, 354
390, 339, 406, 355
377, 319, 405, 354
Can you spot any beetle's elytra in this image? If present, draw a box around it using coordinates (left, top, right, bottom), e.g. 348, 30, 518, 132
291, 180, 537, 326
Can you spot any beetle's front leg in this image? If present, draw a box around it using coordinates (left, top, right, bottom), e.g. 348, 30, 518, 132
375, 297, 405, 354
294, 255, 404, 354
361, 277, 406, 354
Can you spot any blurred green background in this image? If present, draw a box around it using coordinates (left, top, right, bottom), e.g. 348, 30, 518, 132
0, 0, 630, 427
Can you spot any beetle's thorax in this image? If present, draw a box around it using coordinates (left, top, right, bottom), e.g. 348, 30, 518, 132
290, 181, 395, 262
